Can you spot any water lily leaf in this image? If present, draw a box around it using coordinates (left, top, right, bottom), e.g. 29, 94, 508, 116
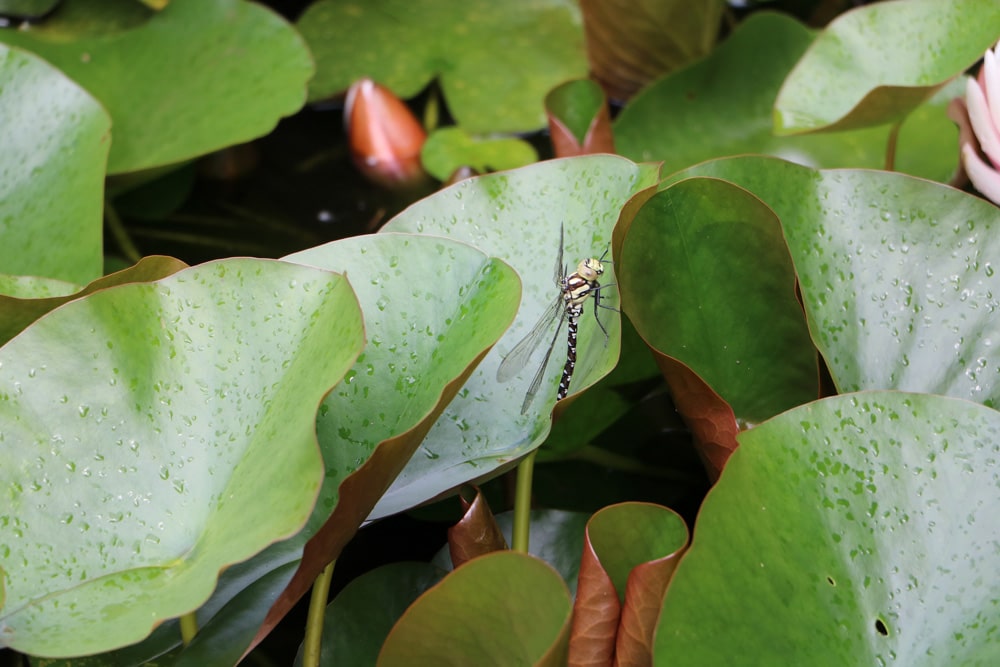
0, 258, 364, 657
569, 503, 687, 666
614, 12, 960, 181
1, 0, 60, 18
0, 43, 109, 285
0, 256, 188, 346
579, 0, 723, 101
655, 392, 1000, 665
379, 552, 573, 666
373, 155, 657, 519
432, 509, 591, 596
298, 0, 587, 134
545, 79, 615, 157
618, 177, 818, 471
421, 127, 538, 181
251, 234, 519, 652
774, 0, 1000, 133
669, 156, 1000, 406
0, 0, 313, 173
297, 562, 448, 667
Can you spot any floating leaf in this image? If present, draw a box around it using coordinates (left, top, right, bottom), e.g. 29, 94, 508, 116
421, 127, 538, 181
669, 156, 1000, 406
0, 258, 364, 657
0, 44, 109, 284
379, 552, 572, 666
656, 392, 1000, 665
775, 0, 1000, 133
298, 0, 587, 133
0, 0, 313, 173
373, 156, 656, 519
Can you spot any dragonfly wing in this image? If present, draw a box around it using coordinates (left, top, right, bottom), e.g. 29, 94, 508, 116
520, 310, 566, 414
496, 296, 563, 383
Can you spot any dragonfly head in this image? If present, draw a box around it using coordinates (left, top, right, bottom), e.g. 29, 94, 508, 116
577, 257, 604, 281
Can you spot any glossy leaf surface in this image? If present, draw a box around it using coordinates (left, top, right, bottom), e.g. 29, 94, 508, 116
298, 0, 587, 133
374, 156, 656, 519
656, 392, 1000, 666
670, 157, 1000, 406
615, 12, 960, 182
0, 259, 364, 657
421, 127, 538, 181
379, 552, 573, 666
0, 0, 312, 173
0, 44, 109, 284
256, 234, 520, 648
775, 0, 1000, 133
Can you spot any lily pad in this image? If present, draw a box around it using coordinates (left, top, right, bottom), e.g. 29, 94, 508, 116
774, 0, 1000, 133
614, 12, 960, 182
372, 155, 657, 519
0, 0, 313, 173
0, 255, 188, 347
0, 43, 109, 284
257, 234, 520, 639
656, 391, 1000, 665
668, 156, 1000, 407
421, 127, 538, 181
0, 258, 364, 657
379, 551, 573, 666
298, 0, 587, 134
619, 177, 817, 425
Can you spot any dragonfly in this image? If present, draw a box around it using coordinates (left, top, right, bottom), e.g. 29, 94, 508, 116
496, 225, 616, 414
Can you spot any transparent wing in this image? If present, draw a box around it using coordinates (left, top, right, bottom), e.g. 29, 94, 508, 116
520, 310, 567, 414
496, 295, 563, 383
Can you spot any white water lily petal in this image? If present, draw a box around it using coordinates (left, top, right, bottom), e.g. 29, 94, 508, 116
983, 48, 1000, 140
961, 142, 1000, 205
965, 76, 1000, 168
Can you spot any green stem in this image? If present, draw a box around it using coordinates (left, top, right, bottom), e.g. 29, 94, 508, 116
104, 201, 142, 264
884, 120, 902, 172
302, 560, 336, 667
511, 449, 537, 552
178, 612, 198, 646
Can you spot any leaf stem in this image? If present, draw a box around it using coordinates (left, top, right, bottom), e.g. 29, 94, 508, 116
104, 201, 142, 264
884, 120, 902, 171
511, 449, 537, 552
302, 559, 336, 667
178, 612, 198, 646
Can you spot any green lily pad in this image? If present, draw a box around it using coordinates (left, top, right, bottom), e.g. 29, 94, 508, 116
431, 509, 591, 595
253, 234, 519, 644
774, 0, 1000, 133
379, 551, 573, 666
297, 562, 448, 667
0, 255, 188, 347
619, 177, 817, 424
0, 258, 364, 657
656, 392, 1000, 665
421, 127, 538, 181
0, 43, 109, 285
614, 12, 960, 182
0, 0, 313, 174
668, 156, 1000, 406
373, 155, 656, 519
298, 0, 587, 134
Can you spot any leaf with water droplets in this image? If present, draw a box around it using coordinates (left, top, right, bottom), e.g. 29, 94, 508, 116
0, 258, 364, 657
0, 44, 109, 284
655, 391, 1000, 665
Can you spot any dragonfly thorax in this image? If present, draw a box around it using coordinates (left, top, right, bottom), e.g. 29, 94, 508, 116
576, 257, 604, 282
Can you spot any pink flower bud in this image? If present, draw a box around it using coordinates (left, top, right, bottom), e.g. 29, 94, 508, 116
344, 78, 428, 188
950, 45, 1000, 204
